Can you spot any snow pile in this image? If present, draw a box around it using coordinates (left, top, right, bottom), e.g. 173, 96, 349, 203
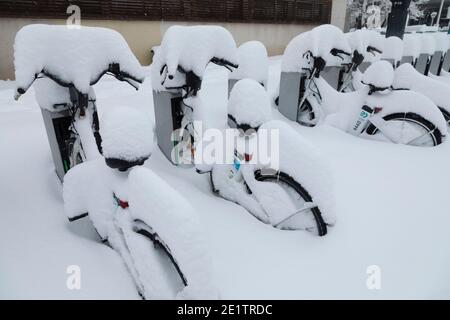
14, 24, 145, 94
282, 24, 351, 72
101, 107, 154, 162
381, 36, 404, 63
362, 60, 394, 88
394, 63, 450, 114
402, 33, 421, 60
63, 159, 116, 239
229, 41, 269, 86
34, 78, 73, 111
152, 25, 238, 92
418, 33, 436, 55
228, 79, 272, 128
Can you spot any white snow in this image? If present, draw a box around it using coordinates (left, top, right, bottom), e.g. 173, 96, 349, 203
346, 29, 383, 63
418, 33, 436, 55
394, 63, 450, 114
381, 36, 404, 63
255, 120, 335, 225
14, 24, 145, 94
128, 167, 218, 299
282, 25, 351, 72
229, 41, 269, 86
101, 107, 154, 162
152, 25, 238, 91
402, 33, 422, 60
228, 79, 272, 128
3, 54, 450, 300
431, 32, 449, 53
362, 60, 395, 89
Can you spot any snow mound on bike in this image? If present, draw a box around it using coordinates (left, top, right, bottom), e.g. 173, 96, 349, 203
153, 25, 238, 86
256, 120, 335, 225
128, 167, 218, 299
63, 159, 116, 239
393, 63, 450, 114
14, 24, 145, 94
402, 34, 422, 60
381, 36, 403, 64
101, 107, 154, 162
282, 25, 351, 72
228, 79, 272, 128
230, 41, 269, 86
362, 61, 395, 89
345, 29, 383, 63
432, 32, 449, 53
418, 33, 436, 55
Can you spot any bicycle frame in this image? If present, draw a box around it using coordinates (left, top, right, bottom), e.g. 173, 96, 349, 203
299, 69, 435, 144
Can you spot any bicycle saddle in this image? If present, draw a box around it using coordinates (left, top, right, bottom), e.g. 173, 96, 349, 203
227, 79, 272, 133
105, 156, 149, 172
361, 60, 394, 94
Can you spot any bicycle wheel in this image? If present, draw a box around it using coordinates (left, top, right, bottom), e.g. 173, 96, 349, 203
110, 217, 187, 300
133, 219, 187, 287
365, 112, 443, 147
297, 98, 317, 127
438, 107, 450, 128
66, 134, 85, 170
254, 170, 328, 237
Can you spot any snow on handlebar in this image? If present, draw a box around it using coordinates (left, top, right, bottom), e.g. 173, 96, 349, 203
15, 63, 143, 100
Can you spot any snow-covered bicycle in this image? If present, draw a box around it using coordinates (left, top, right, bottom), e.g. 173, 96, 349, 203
278, 24, 446, 147
64, 107, 217, 299
338, 29, 384, 92
211, 79, 334, 237
13, 25, 145, 179
293, 55, 446, 146
152, 25, 239, 166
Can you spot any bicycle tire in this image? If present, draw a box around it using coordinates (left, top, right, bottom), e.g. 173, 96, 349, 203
365, 112, 443, 146
254, 170, 328, 237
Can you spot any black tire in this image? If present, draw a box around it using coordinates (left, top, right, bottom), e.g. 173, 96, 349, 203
133, 219, 188, 287
297, 98, 317, 127
439, 107, 450, 126
254, 170, 328, 237
365, 112, 443, 146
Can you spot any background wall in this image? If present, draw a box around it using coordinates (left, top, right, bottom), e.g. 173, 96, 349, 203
0, 0, 346, 80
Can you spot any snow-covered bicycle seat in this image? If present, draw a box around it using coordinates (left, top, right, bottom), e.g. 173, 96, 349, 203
229, 41, 269, 87
152, 25, 238, 93
101, 107, 154, 172
228, 79, 272, 132
345, 29, 383, 64
282, 24, 351, 73
14, 24, 145, 97
361, 60, 394, 93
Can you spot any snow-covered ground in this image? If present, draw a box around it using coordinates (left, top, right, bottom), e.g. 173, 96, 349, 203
1, 57, 450, 299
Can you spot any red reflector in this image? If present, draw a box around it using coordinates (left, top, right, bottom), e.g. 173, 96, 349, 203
244, 153, 253, 162
118, 200, 129, 209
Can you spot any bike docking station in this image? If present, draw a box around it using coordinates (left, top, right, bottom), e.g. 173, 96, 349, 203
152, 87, 188, 166
34, 81, 99, 182
278, 70, 304, 122
40, 107, 73, 181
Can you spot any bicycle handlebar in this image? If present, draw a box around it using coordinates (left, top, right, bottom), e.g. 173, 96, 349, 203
15, 63, 143, 100
160, 56, 238, 97
367, 46, 383, 55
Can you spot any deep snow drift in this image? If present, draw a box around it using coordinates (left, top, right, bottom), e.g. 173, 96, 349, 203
2, 58, 450, 299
